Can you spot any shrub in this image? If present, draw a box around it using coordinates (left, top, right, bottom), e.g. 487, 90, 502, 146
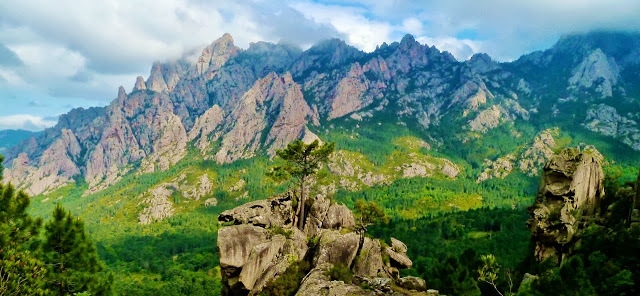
324, 263, 353, 283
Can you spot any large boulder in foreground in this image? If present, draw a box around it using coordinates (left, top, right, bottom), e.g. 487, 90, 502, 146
527, 147, 605, 263
217, 193, 430, 295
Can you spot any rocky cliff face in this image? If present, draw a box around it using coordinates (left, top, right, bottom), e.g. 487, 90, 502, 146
217, 193, 434, 296
527, 147, 605, 263
214, 72, 318, 163
3, 31, 640, 197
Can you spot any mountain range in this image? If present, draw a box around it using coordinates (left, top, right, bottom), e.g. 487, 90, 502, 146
3, 30, 640, 201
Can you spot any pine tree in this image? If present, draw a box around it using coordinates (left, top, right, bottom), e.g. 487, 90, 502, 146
42, 204, 111, 295
0, 154, 48, 295
270, 139, 334, 229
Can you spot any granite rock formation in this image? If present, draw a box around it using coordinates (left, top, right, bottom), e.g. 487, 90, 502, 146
527, 147, 605, 263
217, 193, 433, 295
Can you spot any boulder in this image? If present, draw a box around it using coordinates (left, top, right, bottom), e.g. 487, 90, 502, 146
396, 276, 427, 292
322, 203, 356, 230
390, 238, 408, 254
218, 192, 295, 228
314, 230, 360, 267
384, 247, 413, 270
239, 231, 308, 295
353, 238, 386, 277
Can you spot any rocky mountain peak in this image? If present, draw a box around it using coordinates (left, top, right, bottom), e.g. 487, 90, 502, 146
146, 61, 169, 92
399, 34, 419, 47
290, 38, 365, 77
4, 31, 640, 197
527, 147, 605, 263
466, 53, 500, 74
117, 86, 126, 100
196, 33, 239, 76
133, 76, 147, 91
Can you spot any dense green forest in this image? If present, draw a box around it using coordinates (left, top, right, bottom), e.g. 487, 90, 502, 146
3, 116, 640, 295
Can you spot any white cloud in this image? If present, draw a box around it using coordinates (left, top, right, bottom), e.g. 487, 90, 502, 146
402, 18, 424, 36
0, 114, 57, 131
0, 0, 342, 114
0, 0, 638, 124
10, 44, 86, 80
0, 68, 27, 86
291, 2, 394, 52
416, 36, 481, 61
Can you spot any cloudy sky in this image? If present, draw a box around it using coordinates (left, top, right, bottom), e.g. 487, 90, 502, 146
1, 0, 639, 131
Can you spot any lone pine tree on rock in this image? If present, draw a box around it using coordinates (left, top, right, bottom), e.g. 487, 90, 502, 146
270, 139, 335, 230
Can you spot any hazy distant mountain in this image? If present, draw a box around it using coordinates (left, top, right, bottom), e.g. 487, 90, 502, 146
3, 31, 640, 197
0, 129, 36, 154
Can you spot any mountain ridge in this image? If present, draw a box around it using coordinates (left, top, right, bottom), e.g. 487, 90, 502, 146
3, 31, 640, 197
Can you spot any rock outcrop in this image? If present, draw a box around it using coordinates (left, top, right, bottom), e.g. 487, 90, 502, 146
217, 193, 431, 295
568, 48, 620, 98
527, 147, 605, 263
583, 104, 640, 150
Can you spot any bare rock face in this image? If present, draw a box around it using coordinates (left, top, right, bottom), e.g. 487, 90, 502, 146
353, 237, 385, 278
138, 184, 175, 224
313, 230, 360, 267
215, 72, 316, 163
146, 62, 170, 93
328, 63, 371, 119
188, 105, 225, 153
217, 193, 421, 295
322, 204, 356, 230
519, 129, 558, 176
527, 147, 605, 263
139, 106, 188, 173
5, 129, 81, 196
568, 48, 620, 98
238, 232, 308, 294
583, 104, 640, 150
196, 33, 238, 78
85, 88, 146, 190
469, 105, 503, 133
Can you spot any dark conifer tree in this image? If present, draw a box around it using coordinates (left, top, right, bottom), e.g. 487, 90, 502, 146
0, 154, 48, 295
42, 204, 111, 295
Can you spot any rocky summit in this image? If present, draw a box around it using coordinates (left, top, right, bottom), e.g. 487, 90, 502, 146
3, 31, 640, 198
217, 192, 432, 296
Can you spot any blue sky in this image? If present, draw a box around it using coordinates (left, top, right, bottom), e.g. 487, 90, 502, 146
1, 0, 639, 131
